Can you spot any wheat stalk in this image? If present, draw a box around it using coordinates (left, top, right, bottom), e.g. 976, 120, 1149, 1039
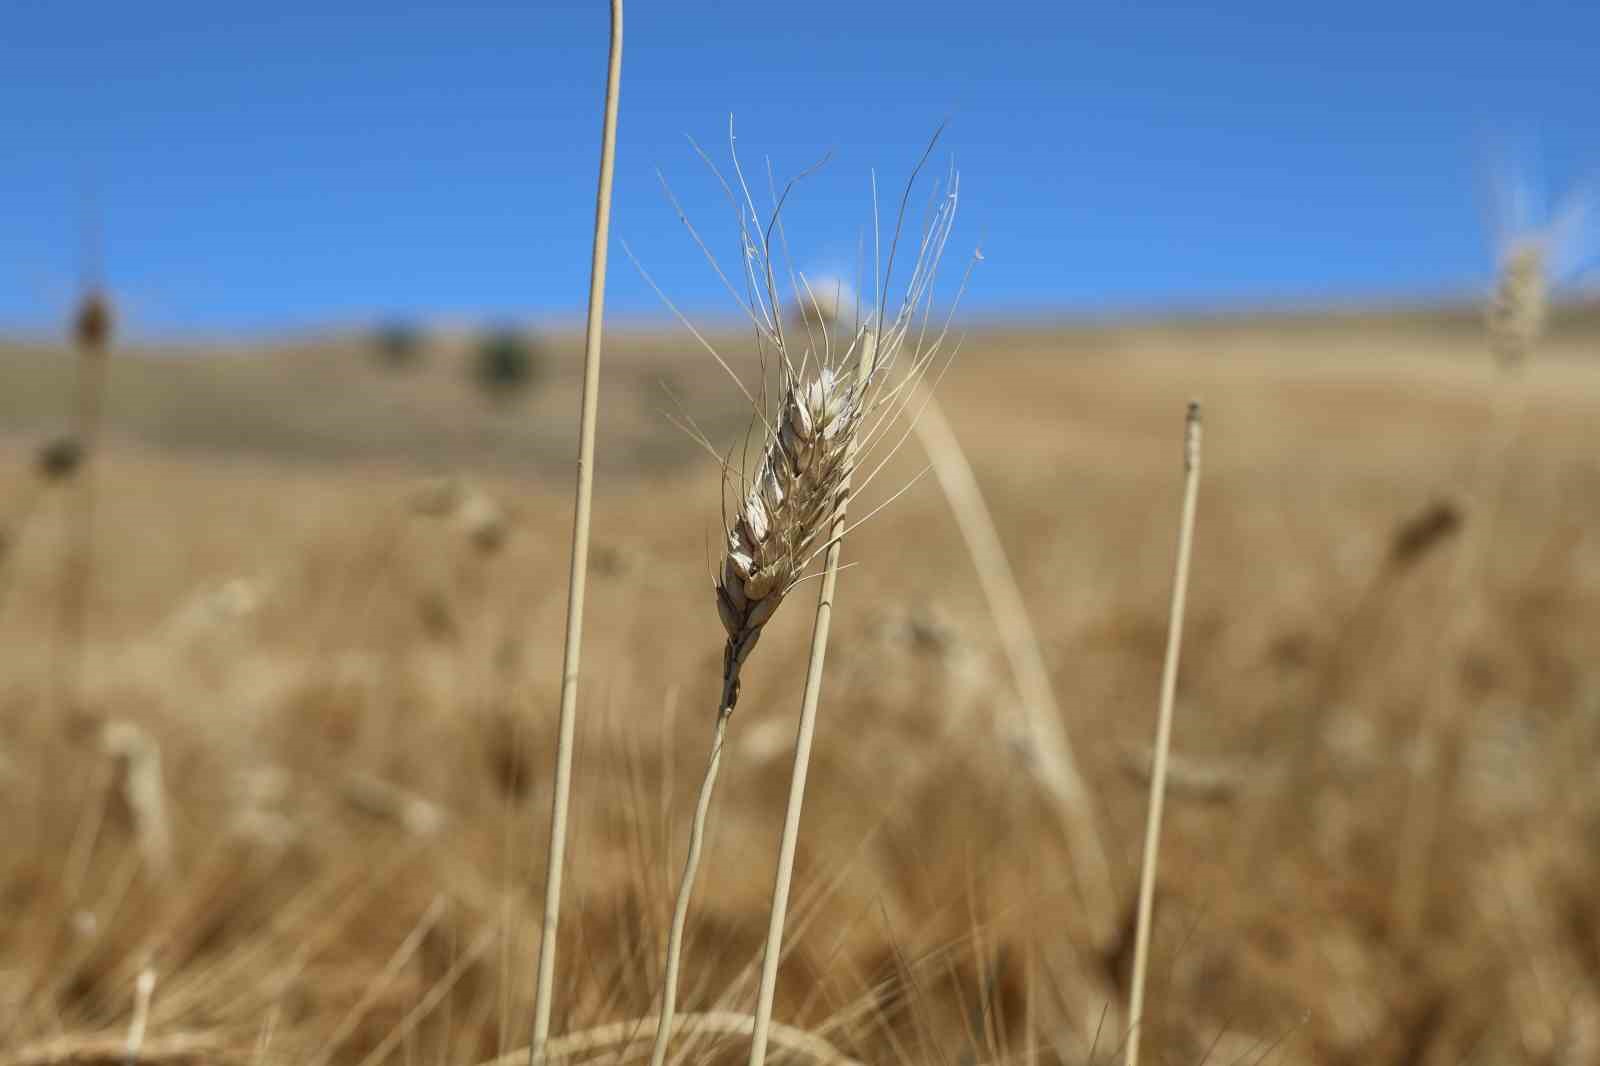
907, 384, 1118, 947
2, 1033, 236, 1066
744, 333, 881, 1066
124, 969, 156, 1062
527, 0, 623, 1057
650, 332, 880, 1066
1389, 169, 1588, 934
52, 286, 113, 715
1391, 234, 1546, 937
645, 124, 966, 1066
1122, 402, 1203, 1066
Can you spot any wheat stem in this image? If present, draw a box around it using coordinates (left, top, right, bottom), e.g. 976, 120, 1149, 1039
909, 384, 1117, 947
1124, 402, 1203, 1066
52, 289, 112, 715
1390, 238, 1543, 939
648, 688, 734, 1066
745, 341, 874, 1066
1391, 367, 1528, 938
529, 0, 623, 1056
124, 969, 156, 1061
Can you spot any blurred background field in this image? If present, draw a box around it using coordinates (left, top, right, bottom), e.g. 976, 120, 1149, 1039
7, 1, 1600, 1063
4, 301, 1600, 1064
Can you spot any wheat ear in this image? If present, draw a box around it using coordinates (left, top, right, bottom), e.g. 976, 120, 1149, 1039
1124, 402, 1202, 1066
646, 127, 963, 1066
529, 0, 623, 1056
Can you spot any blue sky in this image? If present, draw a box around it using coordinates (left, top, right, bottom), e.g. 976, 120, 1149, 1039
2, 0, 1596, 337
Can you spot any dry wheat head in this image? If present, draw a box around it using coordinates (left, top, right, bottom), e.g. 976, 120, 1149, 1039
715, 335, 877, 706
1487, 241, 1547, 368
671, 128, 966, 711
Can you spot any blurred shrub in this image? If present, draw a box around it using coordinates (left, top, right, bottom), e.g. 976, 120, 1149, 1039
472, 327, 545, 400
373, 320, 426, 370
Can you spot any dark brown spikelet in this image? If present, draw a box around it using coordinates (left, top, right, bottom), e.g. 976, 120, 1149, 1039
73, 289, 114, 354
1387, 498, 1464, 571
35, 435, 84, 482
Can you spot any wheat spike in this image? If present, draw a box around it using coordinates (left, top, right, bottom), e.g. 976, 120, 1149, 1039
647, 126, 968, 1066
714, 335, 876, 708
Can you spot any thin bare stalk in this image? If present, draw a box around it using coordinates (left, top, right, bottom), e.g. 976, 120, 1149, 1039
3, 1032, 235, 1066
908, 384, 1117, 947
125, 968, 156, 1060
746, 341, 874, 1066
529, 0, 623, 1057
1390, 366, 1528, 938
52, 288, 112, 714
1390, 236, 1544, 939
1124, 402, 1203, 1066
647, 686, 734, 1066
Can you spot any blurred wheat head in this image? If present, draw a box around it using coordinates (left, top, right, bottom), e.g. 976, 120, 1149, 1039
1483, 153, 1597, 367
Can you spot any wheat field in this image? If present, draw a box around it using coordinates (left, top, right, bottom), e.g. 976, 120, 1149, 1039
2, 302, 1600, 1065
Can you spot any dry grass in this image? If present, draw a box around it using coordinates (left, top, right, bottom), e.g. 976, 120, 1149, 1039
3, 305, 1600, 1064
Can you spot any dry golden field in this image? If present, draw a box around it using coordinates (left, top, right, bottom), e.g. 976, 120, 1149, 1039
3, 304, 1600, 1065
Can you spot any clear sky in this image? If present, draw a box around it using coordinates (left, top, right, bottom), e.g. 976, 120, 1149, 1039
2, 0, 1596, 337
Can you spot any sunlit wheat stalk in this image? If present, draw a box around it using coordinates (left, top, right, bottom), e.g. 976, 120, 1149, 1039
907, 385, 1118, 947
745, 334, 878, 1066
1123, 402, 1202, 1066
649, 326, 880, 1066
640, 122, 967, 1066
527, 0, 623, 1058
1392, 157, 1592, 935
124, 968, 156, 1061
1391, 236, 1545, 938
4, 1032, 234, 1066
